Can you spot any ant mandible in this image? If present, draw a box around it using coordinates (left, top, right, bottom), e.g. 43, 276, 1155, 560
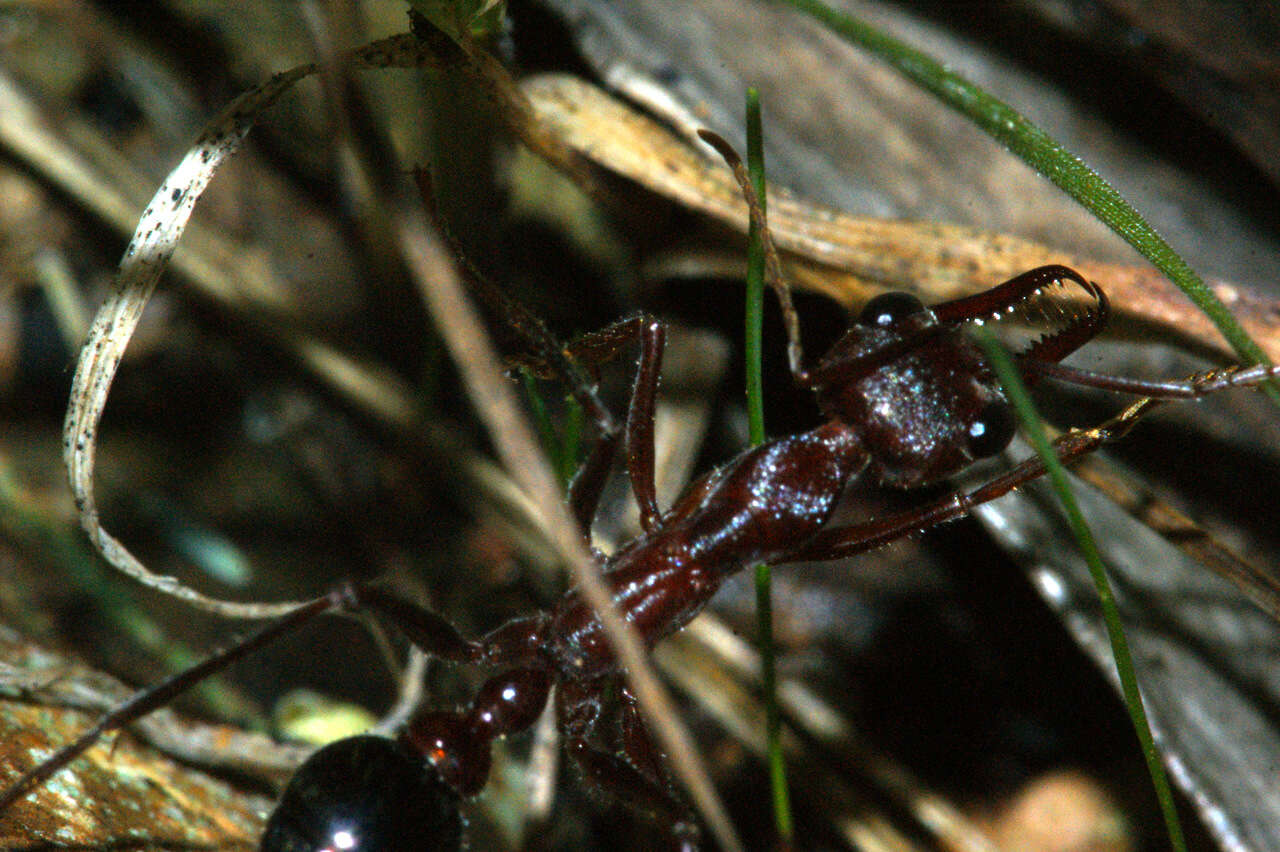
2, 131, 1275, 851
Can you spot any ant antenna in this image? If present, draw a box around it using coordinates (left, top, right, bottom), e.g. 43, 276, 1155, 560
696, 129, 810, 387
411, 167, 617, 432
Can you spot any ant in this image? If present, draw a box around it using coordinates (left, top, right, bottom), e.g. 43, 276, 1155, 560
2, 130, 1277, 851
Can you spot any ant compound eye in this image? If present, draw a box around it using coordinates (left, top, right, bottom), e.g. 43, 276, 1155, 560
859, 292, 926, 327
966, 400, 1016, 458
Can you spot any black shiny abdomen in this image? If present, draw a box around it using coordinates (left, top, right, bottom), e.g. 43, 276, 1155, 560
261, 736, 462, 852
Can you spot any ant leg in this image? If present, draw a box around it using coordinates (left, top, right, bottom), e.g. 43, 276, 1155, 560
1027, 360, 1280, 398
0, 581, 552, 815
623, 317, 666, 532
788, 398, 1161, 562
524, 314, 666, 533
555, 315, 650, 532
413, 167, 670, 534
348, 582, 550, 667
0, 595, 334, 813
569, 424, 622, 535
558, 679, 701, 850
697, 129, 809, 386
304, 584, 555, 798
617, 685, 671, 785
413, 168, 617, 432
563, 738, 700, 851
413, 166, 618, 532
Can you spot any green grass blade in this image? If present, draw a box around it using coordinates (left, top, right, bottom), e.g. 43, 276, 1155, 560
559, 393, 584, 488
745, 96, 767, 449
521, 369, 571, 489
780, 0, 1276, 403
744, 89, 794, 841
973, 328, 1187, 852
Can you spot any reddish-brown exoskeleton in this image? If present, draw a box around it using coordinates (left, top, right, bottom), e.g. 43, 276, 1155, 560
2, 133, 1275, 851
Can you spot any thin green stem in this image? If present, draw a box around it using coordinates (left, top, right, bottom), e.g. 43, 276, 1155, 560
520, 370, 584, 490
745, 100, 767, 448
973, 329, 1187, 852
744, 89, 794, 841
780, 0, 1277, 405
560, 394, 584, 489
522, 370, 560, 469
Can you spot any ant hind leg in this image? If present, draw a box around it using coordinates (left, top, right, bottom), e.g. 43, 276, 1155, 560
0, 581, 548, 816
0, 594, 334, 813
558, 678, 701, 851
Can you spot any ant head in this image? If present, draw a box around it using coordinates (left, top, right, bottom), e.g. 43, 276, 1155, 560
690, 134, 1107, 488
808, 292, 1014, 488
805, 266, 1106, 489
261, 735, 463, 852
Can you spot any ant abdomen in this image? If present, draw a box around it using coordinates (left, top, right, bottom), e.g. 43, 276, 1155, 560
260, 735, 462, 852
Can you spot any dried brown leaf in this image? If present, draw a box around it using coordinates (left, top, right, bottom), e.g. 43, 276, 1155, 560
522, 74, 1280, 364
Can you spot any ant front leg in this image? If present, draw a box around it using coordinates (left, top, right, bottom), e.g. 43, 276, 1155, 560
1024, 359, 1280, 399
788, 396, 1170, 563
414, 166, 667, 535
